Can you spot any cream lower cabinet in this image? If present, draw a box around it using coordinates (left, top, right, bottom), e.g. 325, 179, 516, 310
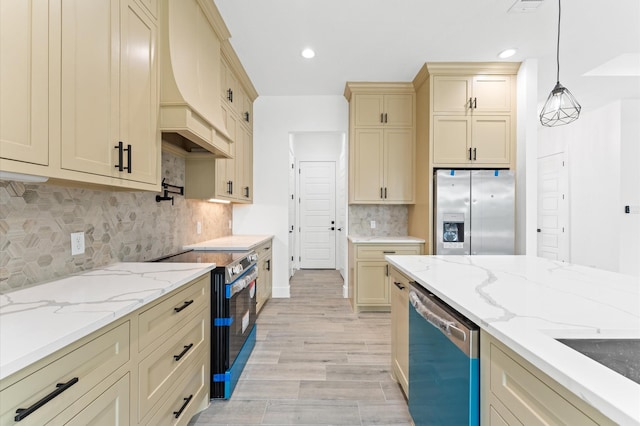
256, 239, 273, 313
0, 273, 211, 426
481, 330, 616, 426
389, 266, 410, 397
348, 241, 423, 312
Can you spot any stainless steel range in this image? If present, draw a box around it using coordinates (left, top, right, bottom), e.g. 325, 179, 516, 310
151, 249, 258, 399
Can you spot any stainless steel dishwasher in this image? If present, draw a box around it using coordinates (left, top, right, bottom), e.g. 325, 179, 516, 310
408, 282, 480, 426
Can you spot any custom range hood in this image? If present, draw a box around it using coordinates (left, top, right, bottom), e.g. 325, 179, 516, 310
160, 0, 232, 157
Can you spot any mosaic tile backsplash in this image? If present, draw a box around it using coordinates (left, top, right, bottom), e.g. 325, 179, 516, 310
348, 205, 408, 237
0, 151, 231, 292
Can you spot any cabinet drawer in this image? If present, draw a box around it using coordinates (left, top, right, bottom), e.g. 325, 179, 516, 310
489, 343, 599, 426
255, 241, 272, 259
146, 354, 207, 426
356, 244, 422, 260
138, 311, 207, 421
0, 322, 129, 425
138, 273, 209, 352
62, 373, 130, 426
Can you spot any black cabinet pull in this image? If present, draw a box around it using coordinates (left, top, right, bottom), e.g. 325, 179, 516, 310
114, 141, 124, 171
394, 281, 405, 290
244, 111, 250, 122
384, 113, 388, 123
384, 187, 387, 199
385, 264, 389, 276
227, 88, 233, 102
174, 300, 194, 313
173, 394, 193, 419
15, 377, 79, 422
230, 181, 233, 195
473, 148, 477, 160
380, 187, 383, 199
383, 251, 396, 254
468, 147, 472, 161
173, 343, 194, 361
244, 186, 250, 198
124, 144, 131, 173
380, 113, 384, 123
469, 97, 473, 109
266, 259, 271, 271
473, 97, 477, 109
329, 227, 335, 231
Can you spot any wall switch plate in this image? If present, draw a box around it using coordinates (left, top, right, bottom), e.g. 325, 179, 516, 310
196, 221, 202, 234
370, 220, 376, 229
71, 232, 85, 255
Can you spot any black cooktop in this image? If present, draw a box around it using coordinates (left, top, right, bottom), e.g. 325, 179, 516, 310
151, 250, 250, 267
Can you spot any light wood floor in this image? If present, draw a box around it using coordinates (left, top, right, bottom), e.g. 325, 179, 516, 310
189, 269, 412, 426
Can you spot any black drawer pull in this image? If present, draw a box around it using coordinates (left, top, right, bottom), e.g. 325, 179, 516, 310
173, 343, 194, 361
394, 281, 405, 290
174, 300, 194, 313
383, 251, 396, 254
173, 394, 193, 419
15, 377, 79, 422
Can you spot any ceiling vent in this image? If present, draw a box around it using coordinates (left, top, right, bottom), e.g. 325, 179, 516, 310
508, 0, 544, 13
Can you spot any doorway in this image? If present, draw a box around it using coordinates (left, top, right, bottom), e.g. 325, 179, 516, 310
288, 132, 347, 282
537, 152, 570, 262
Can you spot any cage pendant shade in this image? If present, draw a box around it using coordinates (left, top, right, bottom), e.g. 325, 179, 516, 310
540, 81, 581, 127
539, 0, 581, 127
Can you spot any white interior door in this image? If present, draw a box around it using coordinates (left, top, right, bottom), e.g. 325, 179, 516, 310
299, 161, 336, 269
537, 152, 569, 262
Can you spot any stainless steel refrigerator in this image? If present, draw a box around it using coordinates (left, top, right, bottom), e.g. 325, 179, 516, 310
434, 169, 515, 255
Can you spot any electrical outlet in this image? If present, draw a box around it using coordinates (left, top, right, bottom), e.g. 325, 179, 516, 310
196, 221, 202, 235
370, 220, 376, 229
71, 232, 85, 255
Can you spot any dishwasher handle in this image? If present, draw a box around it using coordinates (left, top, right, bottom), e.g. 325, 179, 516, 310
409, 290, 467, 343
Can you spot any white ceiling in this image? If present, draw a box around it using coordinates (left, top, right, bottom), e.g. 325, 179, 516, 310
214, 0, 640, 110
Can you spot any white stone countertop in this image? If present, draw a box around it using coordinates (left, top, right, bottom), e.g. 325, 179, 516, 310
0, 262, 215, 381
348, 235, 426, 244
184, 234, 273, 251
386, 255, 640, 425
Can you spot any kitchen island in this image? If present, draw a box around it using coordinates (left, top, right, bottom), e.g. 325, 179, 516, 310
386, 255, 640, 425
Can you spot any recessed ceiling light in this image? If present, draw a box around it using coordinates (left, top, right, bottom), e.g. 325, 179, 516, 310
498, 48, 517, 59
301, 48, 315, 59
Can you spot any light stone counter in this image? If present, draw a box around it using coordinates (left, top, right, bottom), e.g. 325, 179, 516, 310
0, 262, 215, 380
386, 255, 640, 425
184, 234, 273, 251
347, 235, 425, 244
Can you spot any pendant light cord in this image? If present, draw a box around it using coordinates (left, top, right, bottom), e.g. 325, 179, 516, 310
556, 0, 561, 83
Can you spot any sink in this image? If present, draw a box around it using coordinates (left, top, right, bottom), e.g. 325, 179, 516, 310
556, 338, 640, 385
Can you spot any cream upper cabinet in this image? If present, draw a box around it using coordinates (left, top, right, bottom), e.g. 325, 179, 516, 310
60, 0, 159, 185
0, 0, 49, 166
428, 65, 518, 168
432, 115, 511, 165
346, 83, 415, 204
354, 94, 413, 127
432, 75, 512, 114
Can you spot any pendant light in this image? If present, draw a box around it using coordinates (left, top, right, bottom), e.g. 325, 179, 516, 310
539, 0, 581, 127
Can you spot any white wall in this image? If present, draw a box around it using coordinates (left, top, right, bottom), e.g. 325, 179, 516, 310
233, 96, 349, 297
538, 100, 640, 276
516, 59, 539, 255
